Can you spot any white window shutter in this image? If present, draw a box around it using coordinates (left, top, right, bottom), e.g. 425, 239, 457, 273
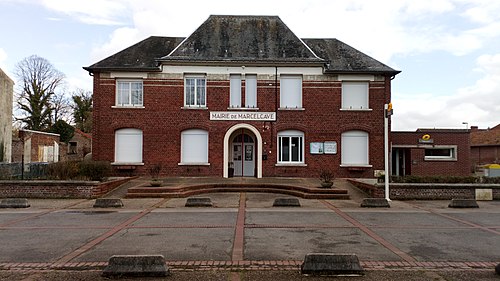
341, 131, 369, 165
280, 75, 302, 108
115, 128, 143, 163
245, 74, 257, 107
342, 82, 368, 109
181, 129, 208, 163
230, 74, 242, 107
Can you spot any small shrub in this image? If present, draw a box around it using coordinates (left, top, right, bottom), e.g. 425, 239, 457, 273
47, 161, 80, 180
79, 161, 111, 181
148, 163, 162, 179
319, 169, 334, 183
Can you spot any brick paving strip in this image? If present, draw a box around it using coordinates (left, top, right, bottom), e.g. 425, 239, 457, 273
408, 203, 500, 235
53, 198, 170, 265
0, 199, 88, 228
231, 192, 246, 261
321, 200, 417, 263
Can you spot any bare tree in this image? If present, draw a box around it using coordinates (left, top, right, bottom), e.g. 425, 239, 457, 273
14, 55, 65, 131
50, 90, 72, 126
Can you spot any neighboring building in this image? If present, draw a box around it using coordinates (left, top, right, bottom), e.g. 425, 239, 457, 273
65, 129, 92, 161
84, 15, 400, 178
470, 124, 500, 167
16, 129, 60, 164
391, 129, 471, 177
0, 68, 14, 163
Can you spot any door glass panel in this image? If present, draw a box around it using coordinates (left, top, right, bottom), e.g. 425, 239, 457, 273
233, 145, 242, 161
245, 145, 253, 161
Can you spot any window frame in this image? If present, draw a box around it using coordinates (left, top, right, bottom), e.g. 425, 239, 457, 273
116, 80, 144, 107
179, 129, 210, 165
245, 74, 257, 108
279, 75, 303, 109
114, 128, 143, 164
341, 130, 370, 166
341, 81, 369, 110
277, 130, 305, 164
229, 74, 242, 108
184, 75, 207, 107
424, 146, 457, 161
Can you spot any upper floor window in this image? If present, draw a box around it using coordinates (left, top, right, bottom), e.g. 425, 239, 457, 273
117, 80, 143, 106
185, 76, 206, 107
245, 74, 257, 108
229, 74, 258, 108
280, 75, 302, 109
230, 74, 242, 107
278, 130, 304, 164
341, 81, 369, 110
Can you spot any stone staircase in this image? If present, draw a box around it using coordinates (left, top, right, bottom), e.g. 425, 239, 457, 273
126, 182, 349, 199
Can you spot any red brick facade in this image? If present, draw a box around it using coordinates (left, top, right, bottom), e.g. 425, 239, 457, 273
92, 73, 393, 178
391, 130, 471, 176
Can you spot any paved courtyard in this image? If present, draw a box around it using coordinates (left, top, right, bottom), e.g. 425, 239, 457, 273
0, 186, 499, 280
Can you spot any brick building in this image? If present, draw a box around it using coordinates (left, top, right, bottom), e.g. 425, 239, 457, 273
391, 129, 471, 176
470, 124, 500, 167
0, 68, 14, 163
15, 129, 60, 164
84, 15, 399, 178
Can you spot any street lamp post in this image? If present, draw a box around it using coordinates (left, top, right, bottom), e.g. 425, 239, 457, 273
384, 103, 393, 201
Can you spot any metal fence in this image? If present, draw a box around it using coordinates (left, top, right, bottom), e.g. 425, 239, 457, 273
0, 162, 49, 179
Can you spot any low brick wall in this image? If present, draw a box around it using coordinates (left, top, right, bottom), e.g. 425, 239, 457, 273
347, 179, 500, 200
0, 177, 134, 199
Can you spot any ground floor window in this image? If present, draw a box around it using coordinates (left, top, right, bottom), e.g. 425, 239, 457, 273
278, 130, 304, 163
341, 130, 369, 165
181, 129, 209, 164
115, 128, 143, 163
424, 147, 456, 161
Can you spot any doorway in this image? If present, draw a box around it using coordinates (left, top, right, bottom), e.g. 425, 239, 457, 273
232, 131, 255, 177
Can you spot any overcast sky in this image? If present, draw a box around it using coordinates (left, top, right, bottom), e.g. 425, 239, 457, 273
1, 0, 499, 131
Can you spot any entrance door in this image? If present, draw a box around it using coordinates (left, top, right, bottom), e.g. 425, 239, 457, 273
392, 148, 410, 176
232, 133, 255, 177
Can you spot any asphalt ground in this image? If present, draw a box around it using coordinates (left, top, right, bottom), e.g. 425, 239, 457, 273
0, 180, 499, 280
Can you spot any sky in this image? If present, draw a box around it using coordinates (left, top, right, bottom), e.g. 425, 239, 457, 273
1, 0, 499, 131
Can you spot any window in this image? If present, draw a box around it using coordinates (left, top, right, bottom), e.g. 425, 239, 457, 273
280, 75, 302, 108
229, 74, 257, 108
341, 130, 369, 165
341, 81, 369, 109
68, 142, 77, 154
245, 74, 257, 108
181, 129, 209, 164
115, 128, 143, 163
185, 76, 206, 107
116, 80, 143, 106
424, 147, 456, 161
278, 130, 304, 163
230, 74, 241, 107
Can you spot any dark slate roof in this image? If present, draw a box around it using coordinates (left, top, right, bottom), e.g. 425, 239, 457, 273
84, 36, 185, 72
159, 15, 324, 64
84, 15, 399, 75
303, 38, 400, 75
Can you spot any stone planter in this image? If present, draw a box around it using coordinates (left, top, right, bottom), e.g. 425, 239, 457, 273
150, 180, 162, 187
321, 181, 334, 188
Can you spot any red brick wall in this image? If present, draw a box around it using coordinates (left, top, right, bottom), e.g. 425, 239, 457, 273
392, 130, 471, 176
92, 73, 393, 178
471, 145, 500, 166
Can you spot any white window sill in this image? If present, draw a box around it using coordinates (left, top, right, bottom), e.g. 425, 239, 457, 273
424, 157, 457, 162
112, 106, 145, 109
111, 162, 144, 166
227, 107, 260, 111
339, 108, 372, 112
278, 107, 305, 111
340, 164, 372, 168
178, 162, 211, 166
181, 106, 208, 110
275, 163, 307, 167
